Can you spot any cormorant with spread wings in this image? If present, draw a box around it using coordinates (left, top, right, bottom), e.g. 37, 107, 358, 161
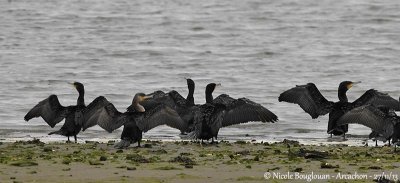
189, 83, 278, 143
136, 78, 197, 134
336, 104, 400, 149
279, 81, 399, 138
24, 82, 110, 142
85, 93, 186, 148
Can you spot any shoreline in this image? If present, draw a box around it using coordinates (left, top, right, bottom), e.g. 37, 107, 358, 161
0, 135, 380, 147
1, 139, 400, 183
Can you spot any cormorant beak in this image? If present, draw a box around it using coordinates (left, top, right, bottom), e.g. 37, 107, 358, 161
68, 82, 76, 88
143, 95, 152, 99
348, 81, 361, 89
140, 95, 153, 101
215, 83, 221, 90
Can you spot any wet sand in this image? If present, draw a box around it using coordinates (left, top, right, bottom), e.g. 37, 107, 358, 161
0, 139, 399, 183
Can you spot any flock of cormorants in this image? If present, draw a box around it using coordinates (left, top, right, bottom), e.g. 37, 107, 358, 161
24, 79, 400, 149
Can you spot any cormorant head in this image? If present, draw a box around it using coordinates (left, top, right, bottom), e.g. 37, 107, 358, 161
71, 82, 84, 93
205, 83, 221, 103
338, 81, 360, 91
133, 93, 152, 103
186, 78, 195, 89
205, 83, 221, 94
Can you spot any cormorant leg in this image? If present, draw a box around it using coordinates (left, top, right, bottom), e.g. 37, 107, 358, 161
342, 133, 346, 140
211, 137, 214, 144
74, 135, 77, 143
330, 134, 333, 138
375, 140, 378, 147
137, 141, 141, 148
67, 136, 70, 143
388, 139, 391, 147
201, 139, 204, 144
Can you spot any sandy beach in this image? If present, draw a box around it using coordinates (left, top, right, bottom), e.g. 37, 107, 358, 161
0, 139, 399, 183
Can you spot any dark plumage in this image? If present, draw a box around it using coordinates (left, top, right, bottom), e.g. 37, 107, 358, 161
24, 82, 109, 142
336, 104, 400, 148
279, 81, 399, 138
137, 78, 198, 134
190, 83, 278, 143
278, 83, 334, 119
86, 93, 186, 148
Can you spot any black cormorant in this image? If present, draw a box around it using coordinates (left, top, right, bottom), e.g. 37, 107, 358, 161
279, 81, 399, 138
137, 78, 197, 134
336, 104, 400, 149
24, 82, 109, 142
189, 83, 278, 143
86, 93, 186, 148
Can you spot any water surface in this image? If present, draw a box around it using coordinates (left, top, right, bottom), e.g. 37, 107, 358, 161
1, 0, 400, 145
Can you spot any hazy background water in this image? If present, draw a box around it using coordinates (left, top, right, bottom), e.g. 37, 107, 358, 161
1, 0, 400, 145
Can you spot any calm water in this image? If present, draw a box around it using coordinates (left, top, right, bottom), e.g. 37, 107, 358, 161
1, 0, 400, 145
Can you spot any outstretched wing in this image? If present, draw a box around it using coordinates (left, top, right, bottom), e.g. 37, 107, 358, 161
81, 96, 112, 131
353, 89, 399, 111
278, 83, 334, 119
136, 104, 186, 132
24, 95, 68, 128
86, 103, 131, 133
138, 90, 188, 111
213, 94, 278, 128
336, 105, 394, 138
127, 90, 174, 112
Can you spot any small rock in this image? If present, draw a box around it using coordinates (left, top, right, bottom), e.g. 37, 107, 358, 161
116, 150, 123, 153
184, 164, 193, 169
144, 144, 152, 148
368, 166, 381, 170
293, 167, 302, 172
321, 162, 339, 169
127, 167, 136, 171
43, 147, 53, 152
99, 156, 107, 161
253, 155, 260, 161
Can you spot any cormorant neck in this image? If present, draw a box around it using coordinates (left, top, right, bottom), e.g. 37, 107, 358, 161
186, 83, 195, 105
338, 88, 348, 102
205, 89, 213, 104
132, 101, 145, 112
77, 90, 85, 106
131, 95, 146, 112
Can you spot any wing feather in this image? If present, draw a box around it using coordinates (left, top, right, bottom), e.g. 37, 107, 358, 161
213, 94, 278, 128
336, 105, 394, 137
278, 83, 334, 118
81, 96, 112, 130
353, 89, 400, 110
136, 104, 186, 132
86, 103, 131, 133
24, 95, 68, 128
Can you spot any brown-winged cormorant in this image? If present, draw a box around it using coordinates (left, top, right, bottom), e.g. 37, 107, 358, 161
85, 93, 186, 148
279, 81, 399, 138
24, 82, 109, 142
189, 83, 278, 143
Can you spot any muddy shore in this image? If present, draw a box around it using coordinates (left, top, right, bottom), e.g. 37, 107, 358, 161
0, 139, 399, 183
